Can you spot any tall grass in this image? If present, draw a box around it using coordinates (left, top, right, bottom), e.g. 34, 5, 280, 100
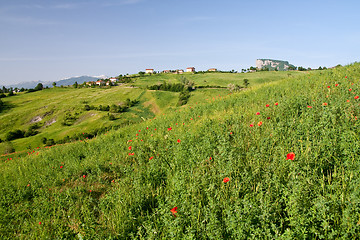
1, 65, 360, 239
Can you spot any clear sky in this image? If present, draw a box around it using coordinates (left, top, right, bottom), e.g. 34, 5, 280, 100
1, 0, 359, 85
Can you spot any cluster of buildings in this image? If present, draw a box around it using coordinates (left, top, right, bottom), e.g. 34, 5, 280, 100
145, 67, 218, 74
86, 77, 117, 86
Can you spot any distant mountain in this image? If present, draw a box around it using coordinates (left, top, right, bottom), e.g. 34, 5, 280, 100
256, 59, 295, 71
4, 75, 108, 89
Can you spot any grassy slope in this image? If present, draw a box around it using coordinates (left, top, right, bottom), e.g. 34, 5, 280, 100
0, 71, 302, 154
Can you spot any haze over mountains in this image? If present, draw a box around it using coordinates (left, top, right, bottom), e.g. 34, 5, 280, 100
3, 75, 107, 89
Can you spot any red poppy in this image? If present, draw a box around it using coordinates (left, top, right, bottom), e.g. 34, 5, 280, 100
266, 104, 270, 107
335, 84, 339, 87
39, 222, 42, 225
249, 124, 254, 127
177, 139, 181, 143
258, 121, 263, 127
170, 207, 178, 217
83, 175, 86, 178
349, 89, 352, 91
149, 156, 153, 160
355, 96, 359, 99
168, 127, 172, 131
138, 130, 141, 132
267, 117, 271, 119
89, 190, 92, 192
286, 152, 295, 161
323, 103, 328, 106
327, 86, 330, 88
60, 166, 63, 169
275, 102, 279, 106
345, 76, 348, 78
230, 132, 233, 135
128, 146, 132, 150
307, 106, 312, 108
347, 100, 350, 102
256, 112, 260, 115
223, 177, 230, 183
128, 153, 134, 156
136, 134, 138, 136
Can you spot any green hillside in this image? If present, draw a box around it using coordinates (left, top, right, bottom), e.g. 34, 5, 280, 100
2, 65, 360, 238
0, 71, 302, 154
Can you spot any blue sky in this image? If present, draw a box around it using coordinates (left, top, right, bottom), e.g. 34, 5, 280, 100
0, 0, 359, 85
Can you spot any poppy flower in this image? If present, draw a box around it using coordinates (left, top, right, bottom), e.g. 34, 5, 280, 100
349, 89, 352, 91
128, 153, 134, 156
307, 106, 312, 108
168, 127, 172, 131
230, 132, 233, 135
256, 112, 260, 115
249, 124, 254, 127
275, 102, 279, 106
258, 121, 263, 127
286, 152, 295, 161
60, 166, 63, 169
170, 207, 178, 217
266, 104, 270, 107
267, 117, 271, 119
136, 134, 138, 136
327, 86, 330, 88
347, 100, 350, 102
223, 177, 230, 183
39, 222, 42, 225
345, 76, 348, 78
355, 96, 359, 99
177, 139, 181, 143
149, 156, 153, 160
335, 84, 339, 87
128, 146, 132, 150
83, 175, 86, 178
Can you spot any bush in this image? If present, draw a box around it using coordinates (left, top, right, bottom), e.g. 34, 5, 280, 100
2, 142, 15, 154
45, 139, 55, 146
5, 129, 25, 141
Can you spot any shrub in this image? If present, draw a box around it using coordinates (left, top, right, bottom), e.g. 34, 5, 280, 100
5, 129, 25, 141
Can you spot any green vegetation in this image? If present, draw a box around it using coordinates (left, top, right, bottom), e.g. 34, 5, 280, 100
1, 64, 360, 238
0, 71, 301, 154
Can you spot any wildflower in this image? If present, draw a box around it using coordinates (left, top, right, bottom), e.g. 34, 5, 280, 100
323, 103, 328, 106
256, 112, 260, 115
230, 132, 233, 135
60, 166, 63, 169
267, 117, 271, 119
128, 146, 132, 150
349, 89, 352, 91
223, 177, 230, 183
266, 104, 270, 107
249, 124, 254, 127
307, 106, 312, 108
355, 96, 359, 100
327, 86, 330, 88
286, 152, 295, 161
345, 76, 348, 78
275, 102, 279, 106
39, 222, 42, 225
170, 207, 178, 217
149, 156, 153, 160
128, 153, 134, 156
89, 190, 92, 193
258, 121, 263, 127
168, 127, 172, 131
347, 100, 350, 102
177, 139, 181, 143
335, 84, 339, 87
83, 175, 86, 178
136, 134, 138, 136
209, 157, 212, 160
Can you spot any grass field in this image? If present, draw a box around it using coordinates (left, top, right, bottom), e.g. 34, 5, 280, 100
6, 66, 360, 238
0, 71, 303, 154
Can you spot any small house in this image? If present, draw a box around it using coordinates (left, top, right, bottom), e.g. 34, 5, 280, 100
208, 68, 217, 72
186, 67, 195, 73
145, 69, 154, 74
109, 77, 117, 82
96, 80, 105, 86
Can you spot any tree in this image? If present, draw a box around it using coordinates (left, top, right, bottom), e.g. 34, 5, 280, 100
34, 83, 44, 91
243, 79, 249, 88
73, 81, 78, 88
52, 82, 56, 87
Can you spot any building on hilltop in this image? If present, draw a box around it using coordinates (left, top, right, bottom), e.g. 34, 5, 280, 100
109, 78, 117, 82
256, 59, 295, 71
186, 67, 195, 73
145, 69, 154, 74
208, 68, 217, 72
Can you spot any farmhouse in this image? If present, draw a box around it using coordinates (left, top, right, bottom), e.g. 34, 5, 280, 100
145, 69, 154, 74
96, 80, 105, 86
186, 67, 195, 73
208, 68, 217, 72
109, 78, 117, 82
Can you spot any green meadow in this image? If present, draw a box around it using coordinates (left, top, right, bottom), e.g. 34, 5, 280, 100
2, 66, 360, 238
0, 71, 302, 154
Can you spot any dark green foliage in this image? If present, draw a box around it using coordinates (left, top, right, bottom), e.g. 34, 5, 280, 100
177, 90, 191, 106
61, 112, 79, 126
34, 83, 44, 91
5, 129, 25, 141
243, 79, 249, 88
148, 82, 186, 92
45, 138, 55, 146
0, 93, 6, 98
